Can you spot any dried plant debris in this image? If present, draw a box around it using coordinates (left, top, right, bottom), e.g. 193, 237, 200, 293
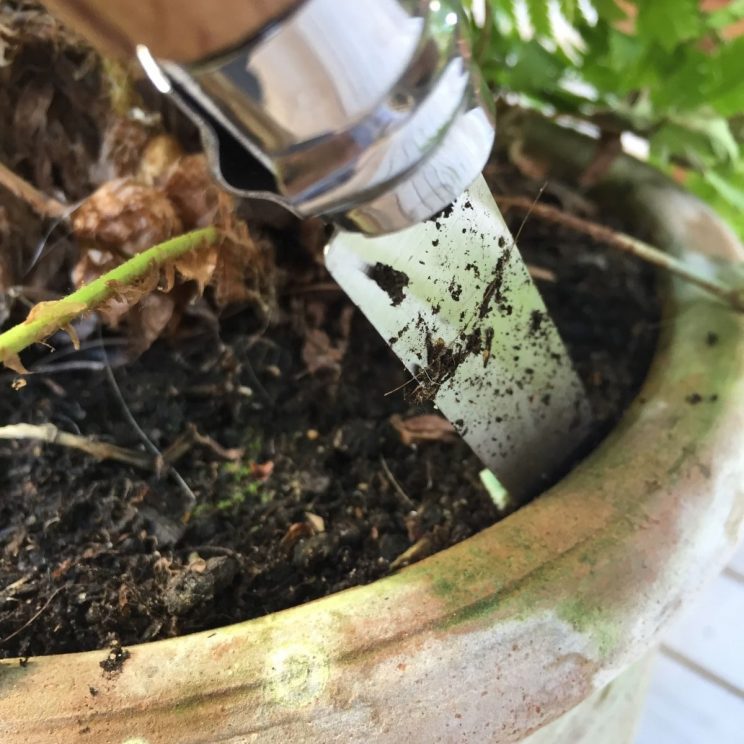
0, 2, 105, 200
69, 149, 276, 354
0, 7, 275, 358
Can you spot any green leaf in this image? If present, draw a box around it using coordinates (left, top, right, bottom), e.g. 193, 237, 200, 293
607, 27, 637, 64
703, 170, 744, 212
471, 0, 743, 194
685, 172, 744, 241
500, 40, 566, 93
636, 0, 702, 53
651, 116, 739, 169
705, 38, 744, 117
490, 0, 519, 26
525, 0, 552, 38
559, 0, 577, 24
705, 0, 744, 32
590, 0, 628, 23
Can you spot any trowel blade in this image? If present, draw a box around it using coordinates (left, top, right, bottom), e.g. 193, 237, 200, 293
324, 174, 591, 498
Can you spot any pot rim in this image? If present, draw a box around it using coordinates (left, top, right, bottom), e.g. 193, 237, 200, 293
2, 116, 743, 744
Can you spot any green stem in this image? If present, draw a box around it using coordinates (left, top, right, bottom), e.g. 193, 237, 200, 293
0, 226, 220, 367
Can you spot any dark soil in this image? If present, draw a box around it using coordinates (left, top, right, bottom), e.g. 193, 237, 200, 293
368, 262, 410, 306
0, 6, 660, 659
0, 184, 659, 658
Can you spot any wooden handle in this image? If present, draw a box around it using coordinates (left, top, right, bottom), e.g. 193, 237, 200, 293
42, 0, 303, 62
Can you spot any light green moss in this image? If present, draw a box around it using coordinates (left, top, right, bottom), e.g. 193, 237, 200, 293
557, 599, 622, 658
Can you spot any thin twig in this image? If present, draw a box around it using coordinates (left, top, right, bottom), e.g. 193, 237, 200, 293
513, 182, 547, 244
24, 200, 84, 276
380, 455, 414, 508
526, 264, 557, 283
102, 354, 197, 511
0, 422, 154, 469
0, 161, 67, 219
497, 195, 744, 313
191, 427, 243, 461
159, 427, 197, 468
389, 534, 435, 571
0, 586, 64, 647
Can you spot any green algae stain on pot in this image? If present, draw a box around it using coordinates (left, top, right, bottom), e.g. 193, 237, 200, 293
556, 599, 621, 658
0, 663, 27, 695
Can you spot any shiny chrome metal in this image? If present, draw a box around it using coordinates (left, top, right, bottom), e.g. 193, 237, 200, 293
138, 0, 495, 235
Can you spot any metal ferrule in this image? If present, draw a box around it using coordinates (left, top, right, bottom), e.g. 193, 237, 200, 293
137, 0, 495, 235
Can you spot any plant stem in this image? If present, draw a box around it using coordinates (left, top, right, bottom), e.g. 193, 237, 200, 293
0, 161, 67, 219
0, 226, 220, 367
496, 195, 744, 313
0, 422, 154, 469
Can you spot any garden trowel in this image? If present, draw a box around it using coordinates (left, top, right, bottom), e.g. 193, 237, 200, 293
133, 0, 591, 497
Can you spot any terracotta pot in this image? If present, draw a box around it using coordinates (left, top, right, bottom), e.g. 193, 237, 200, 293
1, 118, 743, 744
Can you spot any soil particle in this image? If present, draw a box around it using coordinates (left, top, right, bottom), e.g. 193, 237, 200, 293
478, 243, 512, 318
429, 203, 455, 227
368, 262, 410, 306
164, 557, 238, 616
415, 328, 487, 402
529, 310, 545, 336
293, 533, 338, 569
99, 642, 130, 676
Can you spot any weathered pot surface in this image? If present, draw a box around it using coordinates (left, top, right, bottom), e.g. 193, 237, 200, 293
1, 119, 743, 744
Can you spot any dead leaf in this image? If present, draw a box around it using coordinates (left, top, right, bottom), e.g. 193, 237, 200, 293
3, 526, 26, 557
118, 583, 132, 613
173, 243, 218, 294
91, 117, 152, 183
26, 299, 86, 325
211, 226, 271, 309
0, 350, 27, 374
250, 461, 274, 481
389, 535, 434, 571
126, 291, 176, 356
96, 273, 160, 327
280, 522, 314, 550
302, 328, 346, 375
389, 413, 458, 446
163, 154, 222, 227
301, 303, 354, 376
137, 134, 183, 186
305, 512, 325, 533
61, 322, 81, 350
72, 178, 182, 257
52, 557, 73, 580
